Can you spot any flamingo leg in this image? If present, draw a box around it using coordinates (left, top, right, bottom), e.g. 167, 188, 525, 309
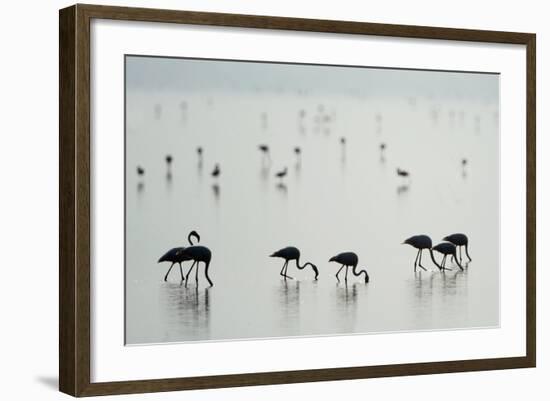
335, 265, 344, 282
418, 250, 427, 271
185, 261, 197, 287
195, 262, 200, 285
164, 263, 175, 281
458, 246, 463, 263
178, 263, 184, 282
280, 261, 287, 277
413, 249, 420, 272
284, 261, 294, 280
345, 266, 349, 282
441, 255, 447, 269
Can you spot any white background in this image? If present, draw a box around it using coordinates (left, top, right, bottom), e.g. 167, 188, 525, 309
0, 0, 546, 400
92, 19, 525, 382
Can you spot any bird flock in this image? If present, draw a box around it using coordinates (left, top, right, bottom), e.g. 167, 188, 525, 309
140, 103, 474, 288
158, 230, 471, 287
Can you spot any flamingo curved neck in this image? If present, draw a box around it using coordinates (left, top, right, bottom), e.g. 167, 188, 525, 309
352, 265, 369, 283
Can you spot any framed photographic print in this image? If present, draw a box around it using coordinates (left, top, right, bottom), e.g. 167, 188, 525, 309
59, 4, 536, 397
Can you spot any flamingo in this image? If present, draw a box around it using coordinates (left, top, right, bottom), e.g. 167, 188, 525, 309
294, 146, 301, 159
328, 252, 369, 283
432, 242, 464, 270
275, 167, 287, 181
136, 166, 145, 176
211, 164, 220, 178
258, 144, 270, 163
402, 235, 443, 271
165, 155, 173, 165
270, 246, 319, 280
180, 245, 214, 287
443, 233, 472, 263
396, 168, 409, 178
158, 231, 200, 282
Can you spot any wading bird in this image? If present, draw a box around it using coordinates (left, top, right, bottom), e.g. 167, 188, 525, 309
211, 164, 220, 178
294, 146, 301, 162
402, 235, 443, 271
329, 252, 369, 283
181, 245, 214, 287
137, 166, 145, 176
432, 242, 463, 270
442, 233, 472, 263
258, 144, 270, 163
275, 167, 287, 181
158, 231, 200, 282
270, 246, 319, 280
396, 168, 409, 179
165, 154, 173, 166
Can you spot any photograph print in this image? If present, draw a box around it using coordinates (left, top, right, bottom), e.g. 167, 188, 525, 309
125, 55, 499, 345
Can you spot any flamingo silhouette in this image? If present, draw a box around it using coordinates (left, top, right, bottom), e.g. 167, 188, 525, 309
294, 147, 301, 162
258, 144, 271, 163
136, 166, 145, 176
211, 164, 220, 178
180, 245, 214, 287
270, 246, 319, 280
402, 235, 443, 271
329, 252, 369, 283
432, 242, 464, 270
443, 233, 472, 263
275, 167, 287, 181
396, 168, 409, 178
165, 155, 173, 166
158, 231, 200, 282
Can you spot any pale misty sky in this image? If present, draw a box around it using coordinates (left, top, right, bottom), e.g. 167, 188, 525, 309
126, 55, 499, 101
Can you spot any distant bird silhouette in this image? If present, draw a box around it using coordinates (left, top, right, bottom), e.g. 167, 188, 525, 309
432, 242, 463, 270
158, 231, 200, 282
294, 146, 301, 158
137, 166, 145, 176
380, 143, 387, 163
402, 235, 443, 271
197, 147, 203, 169
329, 252, 369, 283
180, 245, 214, 287
211, 164, 220, 178
396, 168, 409, 178
270, 246, 318, 280
258, 144, 271, 164
461, 158, 467, 167
275, 167, 287, 181
443, 233, 472, 263
340, 137, 346, 145
165, 155, 173, 165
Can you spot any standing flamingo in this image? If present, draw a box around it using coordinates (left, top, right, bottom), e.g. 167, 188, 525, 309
180, 245, 214, 287
328, 252, 369, 283
275, 167, 287, 181
396, 168, 410, 179
158, 231, 200, 282
443, 233, 472, 263
211, 164, 220, 178
402, 235, 443, 271
258, 144, 271, 163
432, 242, 464, 270
270, 246, 319, 280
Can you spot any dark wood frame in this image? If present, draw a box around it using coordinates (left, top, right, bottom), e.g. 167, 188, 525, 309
59, 3, 536, 397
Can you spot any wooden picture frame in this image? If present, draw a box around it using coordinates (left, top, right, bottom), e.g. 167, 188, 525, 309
59, 3, 536, 397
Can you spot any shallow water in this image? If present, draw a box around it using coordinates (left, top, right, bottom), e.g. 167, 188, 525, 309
125, 61, 499, 345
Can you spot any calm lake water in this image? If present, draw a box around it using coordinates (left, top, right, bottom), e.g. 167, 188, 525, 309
125, 60, 499, 345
